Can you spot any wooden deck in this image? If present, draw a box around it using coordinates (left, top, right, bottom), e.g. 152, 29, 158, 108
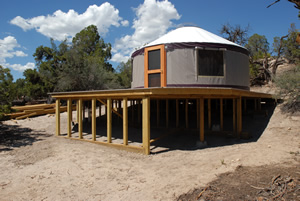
50, 87, 274, 155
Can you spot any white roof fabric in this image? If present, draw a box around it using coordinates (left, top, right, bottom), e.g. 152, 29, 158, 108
144, 26, 244, 48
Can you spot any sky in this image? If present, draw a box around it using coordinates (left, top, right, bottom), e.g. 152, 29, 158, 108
0, 0, 299, 80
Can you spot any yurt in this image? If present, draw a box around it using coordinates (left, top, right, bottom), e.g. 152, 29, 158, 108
131, 26, 250, 90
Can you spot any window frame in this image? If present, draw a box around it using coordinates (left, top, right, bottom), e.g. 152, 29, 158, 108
196, 47, 226, 79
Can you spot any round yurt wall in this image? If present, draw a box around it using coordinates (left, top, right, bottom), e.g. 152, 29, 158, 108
131, 26, 250, 90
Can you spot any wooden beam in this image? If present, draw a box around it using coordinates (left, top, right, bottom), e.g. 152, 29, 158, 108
166, 99, 169, 128
185, 99, 189, 129
142, 97, 150, 155
107, 98, 112, 143
237, 97, 242, 138
123, 98, 128, 145
220, 98, 223, 131
60, 136, 144, 154
200, 98, 205, 142
78, 99, 83, 139
176, 99, 179, 128
97, 99, 123, 119
92, 98, 96, 141
67, 99, 72, 137
232, 98, 236, 133
208, 99, 211, 130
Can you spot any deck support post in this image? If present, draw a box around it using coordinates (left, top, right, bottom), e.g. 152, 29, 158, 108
78, 99, 83, 139
258, 98, 261, 111
237, 97, 242, 138
83, 102, 85, 120
99, 101, 101, 118
197, 99, 200, 129
55, 98, 60, 136
166, 99, 169, 128
176, 99, 179, 128
67, 99, 72, 137
123, 98, 128, 145
107, 98, 112, 143
156, 100, 160, 127
185, 99, 189, 128
232, 98, 236, 133
76, 100, 79, 123
200, 98, 205, 142
208, 99, 211, 130
138, 100, 141, 124
220, 98, 223, 131
142, 97, 150, 155
92, 98, 96, 141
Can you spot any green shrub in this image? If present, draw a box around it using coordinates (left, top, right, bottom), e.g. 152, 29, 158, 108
275, 65, 300, 113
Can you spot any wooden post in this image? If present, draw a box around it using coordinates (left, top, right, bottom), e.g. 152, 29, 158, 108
92, 98, 96, 141
99, 101, 101, 118
176, 99, 179, 128
166, 99, 169, 128
185, 99, 189, 128
243, 99, 247, 112
232, 98, 236, 133
78, 99, 83, 139
55, 99, 60, 136
197, 99, 200, 129
237, 97, 242, 138
107, 98, 112, 143
138, 100, 141, 124
258, 98, 261, 111
83, 101, 85, 120
220, 98, 223, 131
157, 100, 160, 127
208, 99, 211, 130
76, 100, 79, 123
200, 98, 205, 142
67, 99, 72, 137
131, 100, 134, 123
254, 98, 257, 111
123, 98, 128, 145
142, 97, 150, 155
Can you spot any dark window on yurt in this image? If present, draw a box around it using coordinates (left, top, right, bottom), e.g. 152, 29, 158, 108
148, 73, 161, 87
198, 49, 224, 76
148, 49, 161, 70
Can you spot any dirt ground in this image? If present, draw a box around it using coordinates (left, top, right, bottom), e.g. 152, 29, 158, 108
0, 97, 300, 200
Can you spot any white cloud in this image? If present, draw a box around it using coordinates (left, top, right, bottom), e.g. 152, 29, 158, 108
5, 62, 35, 72
0, 36, 33, 72
111, 0, 181, 63
10, 3, 128, 41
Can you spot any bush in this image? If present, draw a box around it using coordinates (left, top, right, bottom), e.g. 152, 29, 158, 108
275, 65, 300, 113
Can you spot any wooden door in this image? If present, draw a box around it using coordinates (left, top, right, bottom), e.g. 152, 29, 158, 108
144, 45, 166, 88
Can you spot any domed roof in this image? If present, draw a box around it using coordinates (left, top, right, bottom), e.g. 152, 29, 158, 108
144, 26, 244, 48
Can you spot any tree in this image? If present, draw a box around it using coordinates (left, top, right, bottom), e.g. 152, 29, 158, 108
33, 25, 119, 93
281, 24, 300, 63
56, 25, 119, 91
267, 0, 300, 18
117, 59, 132, 88
23, 69, 47, 99
0, 66, 15, 119
220, 23, 250, 46
245, 34, 271, 83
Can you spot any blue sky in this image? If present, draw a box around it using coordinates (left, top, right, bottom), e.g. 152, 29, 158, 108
0, 0, 299, 80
